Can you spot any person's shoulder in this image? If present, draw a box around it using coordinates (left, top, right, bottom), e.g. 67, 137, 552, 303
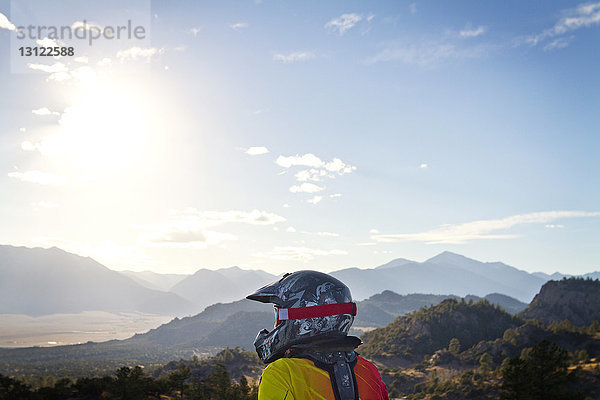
264, 357, 312, 372
357, 355, 376, 366
356, 356, 383, 375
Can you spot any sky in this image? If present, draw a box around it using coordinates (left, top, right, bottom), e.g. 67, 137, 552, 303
0, 0, 599, 275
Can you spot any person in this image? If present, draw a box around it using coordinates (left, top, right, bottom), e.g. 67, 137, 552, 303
247, 270, 389, 400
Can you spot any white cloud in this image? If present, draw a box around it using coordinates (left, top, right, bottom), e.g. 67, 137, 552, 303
325, 13, 363, 35
521, 2, 600, 47
286, 226, 297, 233
277, 154, 356, 177
230, 22, 248, 31
32, 107, 60, 116
28, 62, 68, 74
71, 21, 103, 31
277, 153, 355, 198
0, 12, 16, 31
7, 170, 67, 185
277, 153, 324, 168
545, 224, 565, 229
20, 128, 26, 132
409, 3, 417, 15
330, 193, 343, 198
355, 242, 376, 246
365, 42, 486, 66
307, 195, 323, 204
420, 163, 428, 168
325, 158, 356, 174
189, 27, 201, 36
97, 58, 112, 66
289, 183, 324, 193
116, 47, 164, 63
254, 246, 348, 261
283, 203, 290, 208
370, 229, 380, 234
245, 146, 270, 155
544, 37, 572, 51
173, 208, 286, 226
372, 211, 600, 244
295, 169, 321, 182
74, 56, 89, 63
27, 62, 73, 82
459, 25, 487, 38
317, 231, 339, 237
36, 37, 63, 47
273, 51, 315, 63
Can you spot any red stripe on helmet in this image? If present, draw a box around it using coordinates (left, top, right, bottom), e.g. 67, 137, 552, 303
277, 302, 357, 321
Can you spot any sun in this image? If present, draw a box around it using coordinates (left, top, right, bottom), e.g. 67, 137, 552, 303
38, 69, 155, 178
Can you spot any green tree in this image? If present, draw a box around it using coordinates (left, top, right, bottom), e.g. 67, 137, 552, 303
112, 365, 151, 400
0, 374, 33, 400
448, 338, 461, 355
479, 353, 493, 374
169, 365, 192, 399
501, 340, 584, 400
36, 377, 73, 400
206, 364, 232, 400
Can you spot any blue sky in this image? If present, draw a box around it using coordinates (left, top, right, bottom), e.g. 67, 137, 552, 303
0, 0, 598, 275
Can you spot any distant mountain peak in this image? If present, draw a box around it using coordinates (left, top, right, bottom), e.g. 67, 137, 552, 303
426, 251, 472, 264
221, 266, 242, 271
375, 258, 416, 269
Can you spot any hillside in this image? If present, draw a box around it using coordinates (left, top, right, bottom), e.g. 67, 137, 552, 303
354, 291, 527, 328
464, 321, 600, 366
360, 298, 522, 361
519, 277, 600, 326
128, 299, 272, 347
0, 245, 194, 316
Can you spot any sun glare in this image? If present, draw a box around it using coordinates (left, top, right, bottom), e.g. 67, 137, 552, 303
39, 71, 154, 178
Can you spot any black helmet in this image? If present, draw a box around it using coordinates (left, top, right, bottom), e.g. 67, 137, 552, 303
246, 270, 357, 363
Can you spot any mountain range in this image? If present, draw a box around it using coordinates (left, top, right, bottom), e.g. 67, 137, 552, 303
1, 244, 598, 317
0, 245, 195, 317
332, 252, 549, 303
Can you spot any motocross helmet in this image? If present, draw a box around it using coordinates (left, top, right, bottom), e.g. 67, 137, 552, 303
246, 270, 357, 363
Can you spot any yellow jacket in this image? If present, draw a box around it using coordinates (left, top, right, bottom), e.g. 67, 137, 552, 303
258, 356, 389, 400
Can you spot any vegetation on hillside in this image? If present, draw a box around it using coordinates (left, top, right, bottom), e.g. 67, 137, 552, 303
0, 348, 261, 400
360, 299, 521, 360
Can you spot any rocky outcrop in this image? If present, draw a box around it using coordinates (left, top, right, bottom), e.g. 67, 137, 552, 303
519, 278, 600, 326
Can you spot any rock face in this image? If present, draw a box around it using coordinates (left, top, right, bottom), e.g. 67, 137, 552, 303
519, 278, 600, 326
